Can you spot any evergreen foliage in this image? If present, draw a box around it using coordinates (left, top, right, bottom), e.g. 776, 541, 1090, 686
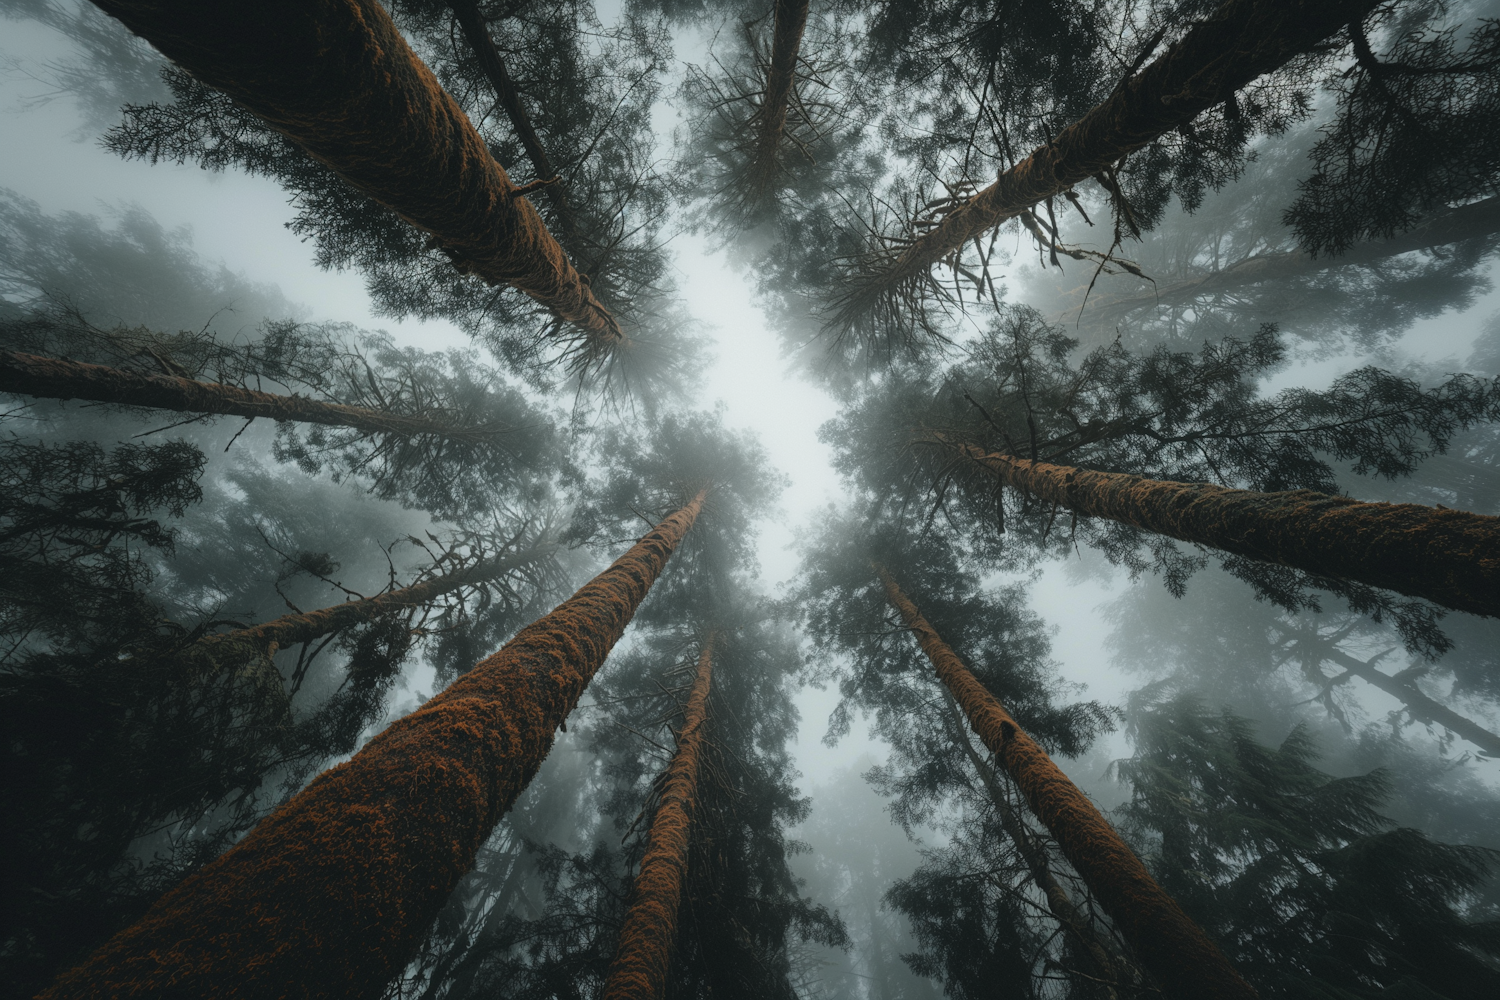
1117, 697, 1500, 999
6, 0, 1500, 998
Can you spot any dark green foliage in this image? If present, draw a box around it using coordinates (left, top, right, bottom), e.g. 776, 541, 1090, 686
1288, 11, 1500, 257
0, 437, 204, 653
1, 306, 563, 520
1117, 696, 1500, 999
103, 1, 683, 386
828, 306, 1500, 652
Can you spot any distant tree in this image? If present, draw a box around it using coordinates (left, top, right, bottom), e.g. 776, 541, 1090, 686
1, 308, 561, 519
600, 639, 714, 1000
798, 506, 1143, 997
828, 307, 1500, 650
1116, 695, 1500, 998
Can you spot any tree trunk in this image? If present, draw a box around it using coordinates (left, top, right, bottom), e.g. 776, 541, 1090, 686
1319, 646, 1500, 758
602, 639, 715, 1000
941, 693, 1135, 995
44, 491, 708, 1000
1, 349, 493, 439
1055, 195, 1500, 328
88, 0, 623, 352
934, 435, 1500, 621
834, 0, 1378, 332
876, 564, 1258, 1000
201, 543, 558, 657
446, 0, 580, 250
744, 0, 811, 204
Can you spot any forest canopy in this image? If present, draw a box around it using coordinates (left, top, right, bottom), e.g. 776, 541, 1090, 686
4, 1, 1500, 999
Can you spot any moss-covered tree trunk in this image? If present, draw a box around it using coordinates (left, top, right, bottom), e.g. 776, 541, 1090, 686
941, 693, 1137, 994
836, 0, 1379, 330
935, 435, 1500, 620
601, 640, 715, 1000
877, 564, 1258, 1000
88, 0, 622, 351
1, 349, 492, 439
743, 0, 811, 204
44, 492, 708, 1000
1057, 194, 1500, 327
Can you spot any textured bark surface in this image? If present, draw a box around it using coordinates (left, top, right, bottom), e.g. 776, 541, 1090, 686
938, 436, 1500, 620
44, 492, 707, 1000
839, 0, 1379, 324
601, 640, 714, 1000
1, 349, 481, 438
943, 695, 1132, 992
1055, 195, 1500, 328
878, 566, 1257, 1000
1322, 647, 1500, 758
744, 0, 811, 204
88, 0, 621, 348
202, 545, 557, 655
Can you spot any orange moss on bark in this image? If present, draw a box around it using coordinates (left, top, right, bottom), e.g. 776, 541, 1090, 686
937, 436, 1500, 620
43, 492, 707, 1000
837, 0, 1378, 328
1, 349, 486, 439
88, 0, 622, 350
744, 0, 811, 204
601, 640, 715, 1000
876, 565, 1258, 1000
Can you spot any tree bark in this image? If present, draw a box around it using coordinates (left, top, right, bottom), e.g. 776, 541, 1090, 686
834, 0, 1379, 332
1319, 646, 1500, 758
1055, 195, 1500, 328
1, 349, 491, 439
743, 0, 811, 204
88, 0, 623, 351
934, 435, 1500, 621
45, 491, 708, 1000
601, 639, 715, 1000
941, 694, 1134, 995
201, 544, 558, 656
446, 0, 580, 249
877, 564, 1257, 1000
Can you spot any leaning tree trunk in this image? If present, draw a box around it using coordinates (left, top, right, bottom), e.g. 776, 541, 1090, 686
876, 564, 1258, 1000
201, 543, 558, 656
44, 491, 708, 1000
833, 0, 1379, 333
933, 435, 1500, 621
446, 0, 580, 249
742, 0, 811, 206
88, 0, 622, 352
1055, 195, 1500, 328
1316, 645, 1500, 758
0, 350, 494, 440
601, 639, 715, 1000
941, 694, 1138, 995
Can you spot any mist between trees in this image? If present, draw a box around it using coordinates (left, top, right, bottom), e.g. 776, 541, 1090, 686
5, 1, 1500, 999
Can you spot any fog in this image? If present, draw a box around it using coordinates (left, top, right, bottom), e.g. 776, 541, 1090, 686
7, 3, 1500, 999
